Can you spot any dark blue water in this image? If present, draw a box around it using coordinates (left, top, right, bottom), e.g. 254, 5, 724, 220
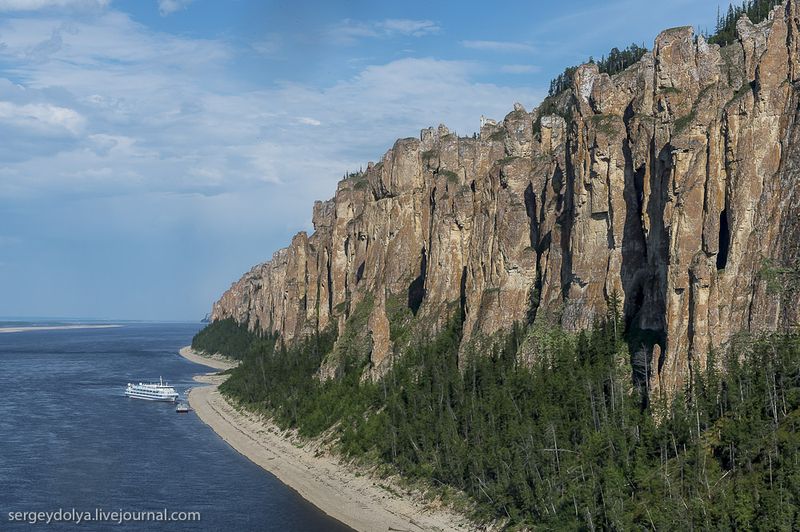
0, 323, 351, 531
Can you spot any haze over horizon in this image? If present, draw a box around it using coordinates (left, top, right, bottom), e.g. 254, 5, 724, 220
0, 0, 735, 321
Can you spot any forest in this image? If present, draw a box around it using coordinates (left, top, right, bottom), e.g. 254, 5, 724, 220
195, 307, 800, 529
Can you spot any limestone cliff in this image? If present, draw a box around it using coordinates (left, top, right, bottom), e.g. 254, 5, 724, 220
212, 3, 800, 396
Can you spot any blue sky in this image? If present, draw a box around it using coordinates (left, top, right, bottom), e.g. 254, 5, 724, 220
0, 0, 728, 321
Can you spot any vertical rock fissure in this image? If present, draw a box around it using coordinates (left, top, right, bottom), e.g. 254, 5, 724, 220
326, 251, 333, 317
642, 142, 671, 336
407, 247, 427, 315
356, 261, 365, 284
459, 266, 468, 324
560, 144, 575, 303
524, 182, 538, 249
717, 208, 730, 270
429, 186, 437, 244
605, 156, 616, 250
525, 181, 543, 323
687, 269, 697, 360
621, 136, 649, 328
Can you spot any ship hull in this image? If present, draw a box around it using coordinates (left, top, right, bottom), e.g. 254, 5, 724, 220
125, 392, 178, 402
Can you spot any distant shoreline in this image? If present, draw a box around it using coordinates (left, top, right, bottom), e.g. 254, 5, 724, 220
178, 345, 469, 532
0, 324, 122, 334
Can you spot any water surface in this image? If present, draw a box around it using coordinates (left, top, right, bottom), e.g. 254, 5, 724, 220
0, 323, 351, 531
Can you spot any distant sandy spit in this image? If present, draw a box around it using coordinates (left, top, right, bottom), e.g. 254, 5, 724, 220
0, 324, 122, 334
179, 347, 470, 532
177, 346, 238, 371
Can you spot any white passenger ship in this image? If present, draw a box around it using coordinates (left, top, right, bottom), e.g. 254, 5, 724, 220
125, 377, 180, 402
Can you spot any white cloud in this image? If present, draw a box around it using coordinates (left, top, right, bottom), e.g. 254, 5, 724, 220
0, 13, 231, 90
379, 19, 439, 37
157, 0, 192, 16
0, 9, 541, 237
500, 64, 541, 74
461, 40, 536, 53
332, 18, 439, 44
0, 101, 85, 134
297, 117, 321, 126
0, 0, 741, 320
87, 133, 135, 155
0, 0, 107, 10
0, 4, 550, 320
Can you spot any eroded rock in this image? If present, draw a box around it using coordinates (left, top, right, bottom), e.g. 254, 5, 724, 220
213, 6, 800, 393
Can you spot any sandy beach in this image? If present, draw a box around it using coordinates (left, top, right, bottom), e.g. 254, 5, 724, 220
177, 346, 238, 370
180, 346, 471, 532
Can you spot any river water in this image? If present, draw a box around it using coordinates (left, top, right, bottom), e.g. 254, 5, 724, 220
0, 322, 351, 531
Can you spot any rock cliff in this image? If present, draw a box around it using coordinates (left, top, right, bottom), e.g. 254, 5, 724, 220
212, 3, 800, 396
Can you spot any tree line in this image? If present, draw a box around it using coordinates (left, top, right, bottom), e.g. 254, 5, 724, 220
708, 0, 783, 46
545, 0, 782, 100
196, 301, 800, 528
548, 44, 648, 97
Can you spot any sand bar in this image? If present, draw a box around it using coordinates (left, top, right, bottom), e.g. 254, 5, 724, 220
179, 346, 470, 532
0, 324, 122, 334
178, 346, 238, 370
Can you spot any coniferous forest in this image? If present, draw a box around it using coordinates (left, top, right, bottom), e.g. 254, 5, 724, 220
194, 308, 800, 529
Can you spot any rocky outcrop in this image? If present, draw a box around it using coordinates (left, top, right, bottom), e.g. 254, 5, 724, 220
213, 3, 800, 396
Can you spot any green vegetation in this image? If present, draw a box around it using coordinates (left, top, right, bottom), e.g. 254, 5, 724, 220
659, 86, 682, 95
325, 295, 374, 378
196, 305, 800, 528
488, 129, 506, 142
671, 83, 713, 135
421, 149, 437, 161
673, 110, 697, 134
536, 1, 781, 140
439, 169, 459, 184
191, 317, 256, 359
731, 80, 756, 104
212, 297, 379, 438
708, 0, 783, 46
547, 44, 648, 98
343, 170, 364, 180
537, 0, 782, 138
532, 94, 572, 137
536, 44, 645, 136
591, 114, 620, 136
760, 258, 800, 295
385, 293, 414, 346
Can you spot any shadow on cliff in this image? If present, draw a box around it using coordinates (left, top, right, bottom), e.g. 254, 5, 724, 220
620, 120, 669, 399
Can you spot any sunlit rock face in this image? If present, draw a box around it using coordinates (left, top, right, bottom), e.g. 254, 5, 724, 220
213, 3, 800, 396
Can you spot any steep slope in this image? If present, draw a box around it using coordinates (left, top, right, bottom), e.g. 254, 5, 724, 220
212, 3, 800, 397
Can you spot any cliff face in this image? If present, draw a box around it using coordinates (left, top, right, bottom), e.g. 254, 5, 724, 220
212, 4, 800, 396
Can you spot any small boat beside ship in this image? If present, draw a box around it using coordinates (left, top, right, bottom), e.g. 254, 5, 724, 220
124, 377, 180, 402
176, 402, 190, 413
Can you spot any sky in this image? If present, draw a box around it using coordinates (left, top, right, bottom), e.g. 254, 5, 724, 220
0, 0, 731, 321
